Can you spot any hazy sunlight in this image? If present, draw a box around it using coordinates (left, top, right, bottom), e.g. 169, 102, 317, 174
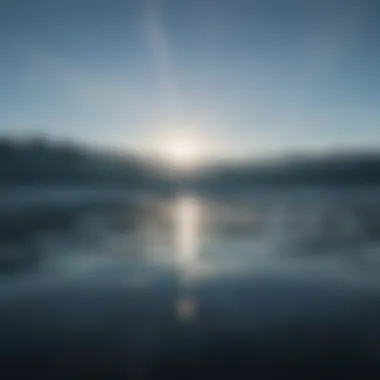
147, 128, 207, 170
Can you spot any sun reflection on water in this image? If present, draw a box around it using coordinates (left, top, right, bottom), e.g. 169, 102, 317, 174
175, 195, 201, 269
173, 195, 202, 322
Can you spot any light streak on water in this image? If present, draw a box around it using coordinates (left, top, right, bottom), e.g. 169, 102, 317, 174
174, 196, 201, 269
173, 195, 202, 322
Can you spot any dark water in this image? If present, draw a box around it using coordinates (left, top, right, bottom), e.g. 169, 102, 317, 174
1, 186, 380, 378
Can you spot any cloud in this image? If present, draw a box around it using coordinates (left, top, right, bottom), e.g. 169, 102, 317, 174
141, 0, 184, 123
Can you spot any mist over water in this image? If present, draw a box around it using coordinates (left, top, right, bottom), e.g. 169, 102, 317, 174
2, 185, 380, 285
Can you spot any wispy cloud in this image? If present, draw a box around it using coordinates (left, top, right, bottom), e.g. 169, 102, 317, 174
141, 0, 184, 124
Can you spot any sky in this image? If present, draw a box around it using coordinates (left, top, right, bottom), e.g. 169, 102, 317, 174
0, 0, 379, 159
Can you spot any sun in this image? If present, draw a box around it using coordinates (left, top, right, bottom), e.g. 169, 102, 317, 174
142, 125, 221, 170
162, 135, 202, 167
153, 130, 205, 169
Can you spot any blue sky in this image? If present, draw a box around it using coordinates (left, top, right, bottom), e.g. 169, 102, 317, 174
0, 0, 379, 158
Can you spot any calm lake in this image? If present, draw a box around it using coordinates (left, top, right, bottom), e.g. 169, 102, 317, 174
1, 186, 380, 378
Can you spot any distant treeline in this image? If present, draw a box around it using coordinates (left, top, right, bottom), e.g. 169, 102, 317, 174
0, 137, 167, 189
1, 138, 380, 188
200, 153, 380, 189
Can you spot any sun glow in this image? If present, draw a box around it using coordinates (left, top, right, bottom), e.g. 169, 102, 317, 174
163, 135, 203, 167
147, 128, 207, 170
